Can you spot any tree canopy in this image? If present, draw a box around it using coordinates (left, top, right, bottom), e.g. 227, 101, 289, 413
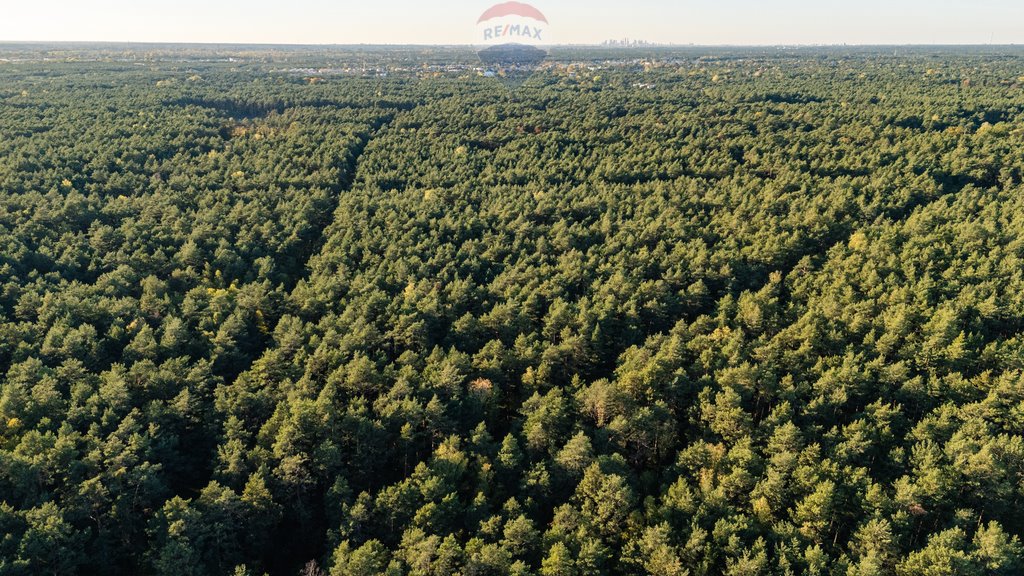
1, 44, 1024, 575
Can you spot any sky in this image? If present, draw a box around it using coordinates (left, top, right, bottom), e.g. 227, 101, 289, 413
2, 0, 1024, 45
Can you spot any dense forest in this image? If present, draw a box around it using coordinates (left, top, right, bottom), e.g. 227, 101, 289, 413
2, 45, 1024, 575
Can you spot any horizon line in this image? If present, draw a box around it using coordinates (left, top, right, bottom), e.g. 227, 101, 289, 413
0, 40, 1021, 49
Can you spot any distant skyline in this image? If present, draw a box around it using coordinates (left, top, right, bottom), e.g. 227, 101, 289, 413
3, 0, 1024, 46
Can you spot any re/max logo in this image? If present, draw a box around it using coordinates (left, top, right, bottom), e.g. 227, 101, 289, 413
483, 24, 544, 41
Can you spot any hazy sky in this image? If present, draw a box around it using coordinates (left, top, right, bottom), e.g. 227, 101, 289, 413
2, 0, 1024, 45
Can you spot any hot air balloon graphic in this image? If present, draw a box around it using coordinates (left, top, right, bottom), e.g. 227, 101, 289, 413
475, 2, 550, 71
